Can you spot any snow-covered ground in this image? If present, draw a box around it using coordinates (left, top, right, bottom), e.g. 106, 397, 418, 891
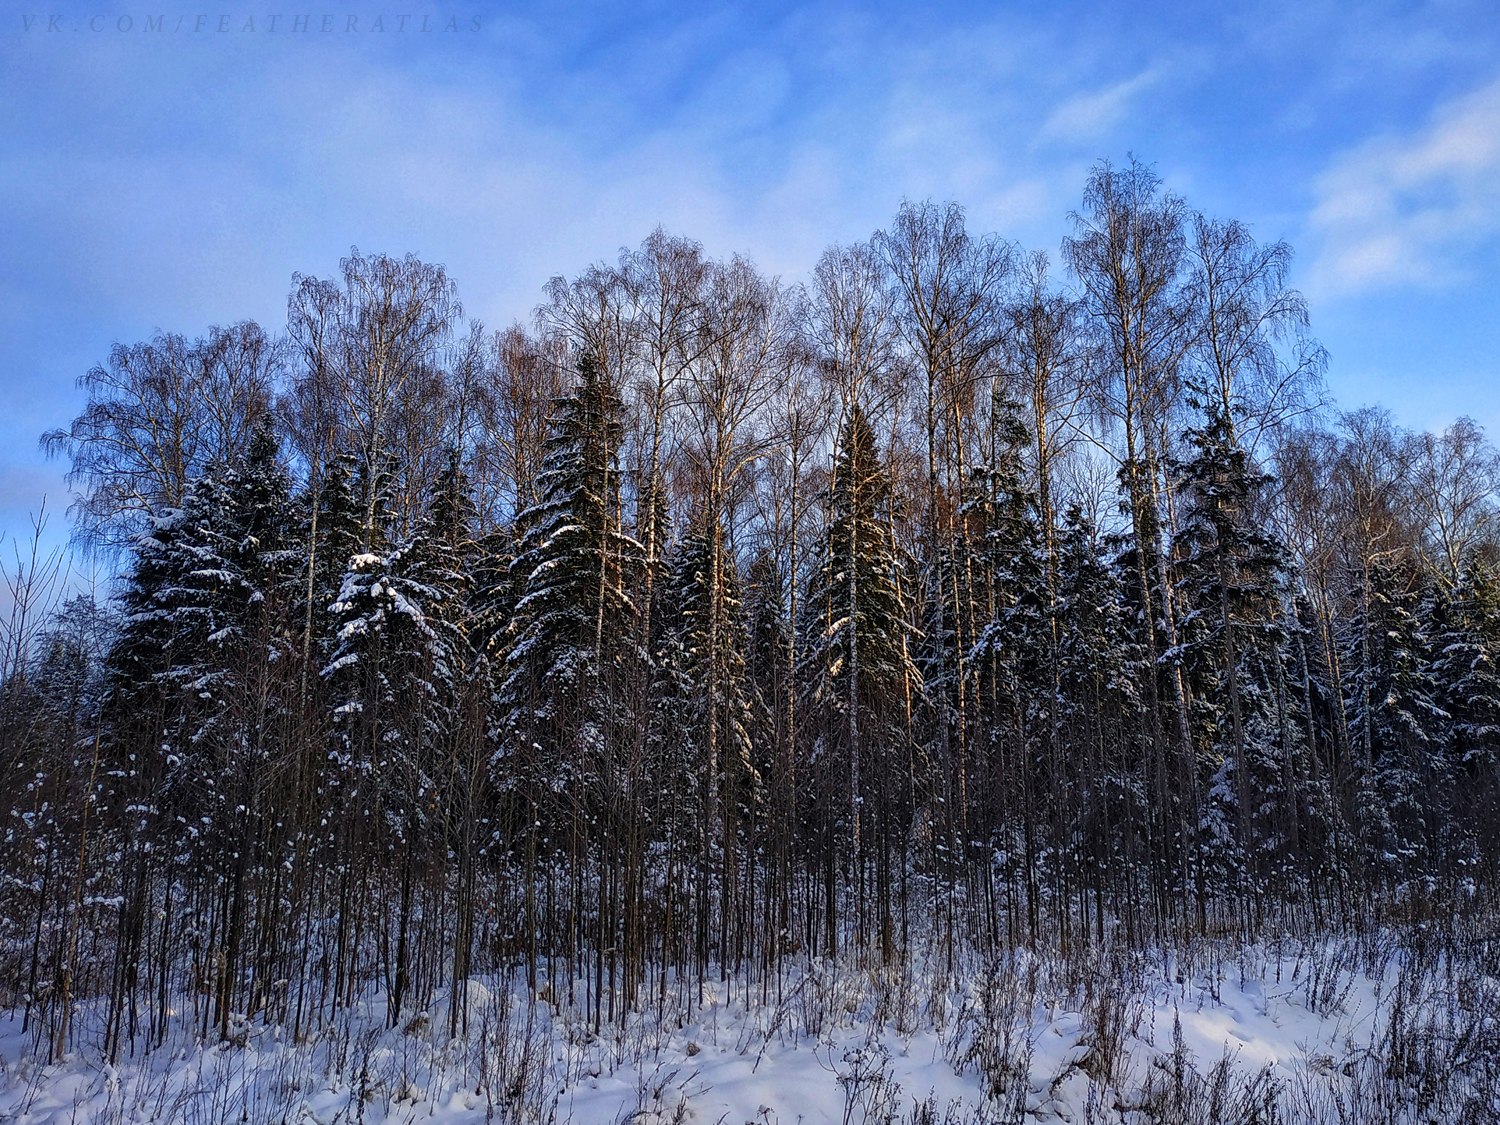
1, 934, 1494, 1123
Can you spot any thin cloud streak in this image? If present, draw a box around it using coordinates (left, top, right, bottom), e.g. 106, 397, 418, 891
1310, 76, 1500, 296
1044, 68, 1163, 141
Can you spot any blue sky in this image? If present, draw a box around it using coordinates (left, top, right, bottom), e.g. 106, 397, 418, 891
3, 0, 1499, 560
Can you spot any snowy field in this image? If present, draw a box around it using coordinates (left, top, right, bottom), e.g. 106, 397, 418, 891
2, 929, 1496, 1124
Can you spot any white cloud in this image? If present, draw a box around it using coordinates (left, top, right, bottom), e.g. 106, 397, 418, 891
1309, 76, 1500, 295
1043, 69, 1161, 141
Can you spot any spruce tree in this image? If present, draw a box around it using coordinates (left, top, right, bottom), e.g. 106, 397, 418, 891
300, 451, 365, 680
1053, 507, 1146, 940
100, 429, 299, 1038
1432, 559, 1500, 873
1173, 410, 1287, 897
745, 550, 792, 812
322, 450, 476, 1023
494, 353, 643, 824
968, 392, 1052, 939
667, 523, 761, 825
491, 353, 643, 1019
105, 468, 254, 870
1341, 560, 1447, 884
799, 403, 920, 955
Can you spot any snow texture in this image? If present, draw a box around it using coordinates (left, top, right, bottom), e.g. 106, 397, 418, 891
3, 935, 1485, 1124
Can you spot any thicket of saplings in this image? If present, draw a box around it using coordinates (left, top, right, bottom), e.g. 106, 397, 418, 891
4, 923, 1496, 1124
2, 161, 1498, 1119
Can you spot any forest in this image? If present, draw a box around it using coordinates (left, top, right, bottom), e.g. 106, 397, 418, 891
2, 159, 1499, 1122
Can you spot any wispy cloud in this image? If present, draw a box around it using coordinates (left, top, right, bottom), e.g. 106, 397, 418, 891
1043, 68, 1162, 142
1309, 76, 1500, 295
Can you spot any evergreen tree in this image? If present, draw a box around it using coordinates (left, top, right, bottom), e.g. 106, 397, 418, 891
1341, 560, 1448, 883
98, 428, 300, 1039
745, 550, 792, 794
494, 353, 643, 821
968, 392, 1052, 937
1172, 410, 1288, 893
1053, 507, 1145, 941
104, 445, 294, 867
665, 523, 761, 833
299, 451, 365, 677
1432, 559, 1500, 872
322, 451, 476, 1023
1435, 559, 1500, 771
799, 403, 920, 954
324, 466, 467, 849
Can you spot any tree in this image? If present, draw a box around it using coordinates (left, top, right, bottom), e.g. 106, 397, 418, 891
968, 391, 1051, 943
496, 354, 641, 762
98, 425, 299, 1041
1173, 410, 1288, 901
1053, 507, 1145, 942
879, 203, 1011, 846
322, 448, 474, 1025
1406, 417, 1500, 584
620, 229, 710, 594
1184, 213, 1324, 456
23, 175, 1500, 1074
1065, 158, 1197, 919
1339, 559, 1446, 886
43, 322, 281, 553
1004, 250, 1085, 557
492, 353, 643, 1026
1432, 559, 1500, 874
799, 404, 921, 958
662, 523, 762, 973
287, 249, 461, 545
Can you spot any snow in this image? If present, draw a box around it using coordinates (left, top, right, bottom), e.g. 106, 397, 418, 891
0, 938, 1483, 1124
556, 996, 976, 1125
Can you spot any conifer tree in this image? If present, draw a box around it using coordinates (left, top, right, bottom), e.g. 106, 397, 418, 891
105, 469, 248, 869
1341, 561, 1447, 884
100, 426, 299, 1038
322, 450, 475, 1023
744, 549, 795, 951
300, 452, 364, 680
968, 392, 1052, 938
494, 353, 642, 826
799, 403, 920, 956
746, 551, 791, 777
669, 524, 761, 823
1432, 559, 1500, 872
665, 524, 763, 969
1173, 410, 1287, 896
491, 353, 642, 1023
1053, 507, 1145, 940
